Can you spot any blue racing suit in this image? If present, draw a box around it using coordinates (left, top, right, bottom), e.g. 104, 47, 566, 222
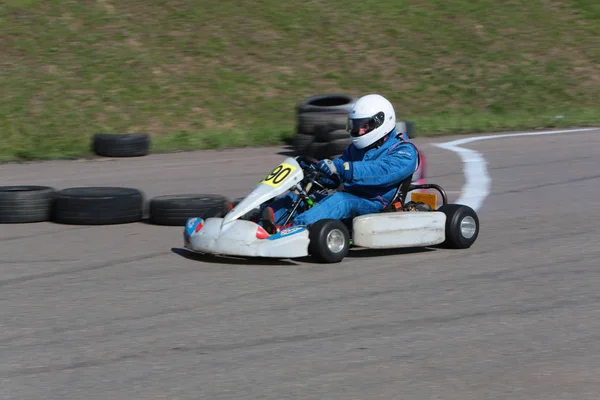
263, 130, 419, 227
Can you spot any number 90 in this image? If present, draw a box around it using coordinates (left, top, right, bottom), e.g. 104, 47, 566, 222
263, 165, 292, 185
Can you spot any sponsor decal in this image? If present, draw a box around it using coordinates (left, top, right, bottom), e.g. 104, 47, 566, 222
185, 217, 204, 236
267, 226, 306, 240
280, 226, 304, 236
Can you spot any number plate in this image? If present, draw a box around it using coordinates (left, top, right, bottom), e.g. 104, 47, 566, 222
410, 192, 437, 210
260, 163, 297, 188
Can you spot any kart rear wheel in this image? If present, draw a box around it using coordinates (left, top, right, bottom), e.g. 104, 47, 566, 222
438, 204, 479, 249
308, 219, 350, 263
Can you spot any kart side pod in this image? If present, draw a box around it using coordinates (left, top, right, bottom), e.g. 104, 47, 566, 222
352, 211, 447, 249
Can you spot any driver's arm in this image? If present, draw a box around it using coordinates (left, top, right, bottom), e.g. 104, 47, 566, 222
340, 143, 418, 187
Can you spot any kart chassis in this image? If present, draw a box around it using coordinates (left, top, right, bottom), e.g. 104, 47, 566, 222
183, 155, 479, 263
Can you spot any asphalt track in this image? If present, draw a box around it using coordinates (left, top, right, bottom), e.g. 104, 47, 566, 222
1, 128, 600, 399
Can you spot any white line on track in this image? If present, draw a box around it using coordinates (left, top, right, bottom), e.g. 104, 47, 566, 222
433, 127, 598, 211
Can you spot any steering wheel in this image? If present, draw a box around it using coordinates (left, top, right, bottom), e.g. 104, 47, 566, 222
295, 155, 341, 190
295, 155, 319, 168
312, 169, 341, 190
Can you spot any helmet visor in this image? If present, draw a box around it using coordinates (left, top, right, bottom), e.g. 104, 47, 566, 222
347, 111, 385, 137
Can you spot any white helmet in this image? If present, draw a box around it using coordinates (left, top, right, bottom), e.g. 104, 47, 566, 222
347, 94, 396, 149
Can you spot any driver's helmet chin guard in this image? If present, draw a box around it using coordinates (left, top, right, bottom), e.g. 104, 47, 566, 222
346, 94, 396, 149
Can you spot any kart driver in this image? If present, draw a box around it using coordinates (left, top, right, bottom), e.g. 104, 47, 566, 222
260, 93, 420, 234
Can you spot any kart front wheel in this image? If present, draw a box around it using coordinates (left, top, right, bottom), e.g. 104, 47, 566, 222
438, 204, 479, 249
308, 219, 350, 263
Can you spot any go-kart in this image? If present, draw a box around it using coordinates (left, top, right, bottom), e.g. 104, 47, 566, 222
183, 155, 479, 263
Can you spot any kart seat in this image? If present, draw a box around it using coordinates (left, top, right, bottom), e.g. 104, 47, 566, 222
381, 174, 413, 212
381, 174, 449, 213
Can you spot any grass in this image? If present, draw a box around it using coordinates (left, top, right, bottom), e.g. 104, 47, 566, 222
1, 0, 599, 161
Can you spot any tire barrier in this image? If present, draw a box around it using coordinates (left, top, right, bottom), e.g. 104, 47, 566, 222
52, 187, 145, 225
314, 127, 349, 143
295, 93, 359, 115
291, 132, 314, 155
0, 184, 237, 227
149, 194, 231, 226
396, 120, 416, 140
89, 96, 413, 161
327, 138, 351, 157
1, 96, 421, 227
292, 94, 357, 159
297, 112, 348, 136
92, 133, 151, 158
291, 93, 417, 159
0, 186, 56, 223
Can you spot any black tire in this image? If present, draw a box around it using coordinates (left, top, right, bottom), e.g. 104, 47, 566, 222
297, 112, 348, 136
232, 198, 260, 221
396, 121, 417, 139
308, 219, 350, 263
326, 138, 351, 157
0, 186, 55, 223
291, 132, 314, 154
149, 194, 228, 226
315, 127, 349, 143
296, 94, 357, 114
231, 197, 260, 221
53, 187, 144, 225
438, 204, 479, 249
92, 133, 151, 157
307, 141, 331, 159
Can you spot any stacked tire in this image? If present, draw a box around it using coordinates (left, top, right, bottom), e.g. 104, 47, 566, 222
0, 186, 56, 223
291, 93, 417, 159
292, 94, 357, 159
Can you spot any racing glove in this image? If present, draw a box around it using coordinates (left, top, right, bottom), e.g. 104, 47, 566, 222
317, 158, 353, 182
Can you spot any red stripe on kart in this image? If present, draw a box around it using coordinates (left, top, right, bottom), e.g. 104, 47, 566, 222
256, 226, 270, 239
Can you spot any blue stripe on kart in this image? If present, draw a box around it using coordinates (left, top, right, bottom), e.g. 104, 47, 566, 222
267, 226, 307, 240
185, 217, 204, 236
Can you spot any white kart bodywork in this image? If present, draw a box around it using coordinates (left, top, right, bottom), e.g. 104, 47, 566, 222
352, 212, 446, 248
222, 157, 305, 226
184, 156, 448, 259
185, 217, 310, 258
184, 157, 310, 258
